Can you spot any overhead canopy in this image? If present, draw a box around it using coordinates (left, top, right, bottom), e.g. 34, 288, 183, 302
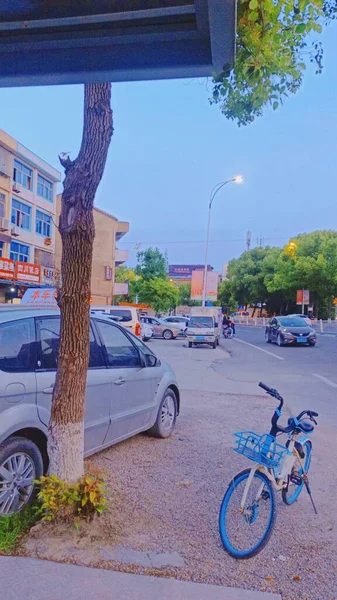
0, 0, 236, 86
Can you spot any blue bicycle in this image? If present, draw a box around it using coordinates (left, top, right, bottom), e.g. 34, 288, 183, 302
219, 382, 318, 558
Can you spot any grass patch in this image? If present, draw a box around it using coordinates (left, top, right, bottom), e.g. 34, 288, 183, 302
0, 505, 39, 554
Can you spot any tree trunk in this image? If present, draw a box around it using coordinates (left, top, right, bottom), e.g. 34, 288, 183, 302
48, 83, 113, 482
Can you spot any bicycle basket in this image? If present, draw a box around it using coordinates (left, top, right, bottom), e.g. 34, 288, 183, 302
234, 431, 288, 468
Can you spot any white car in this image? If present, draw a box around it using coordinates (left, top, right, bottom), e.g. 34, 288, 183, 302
100, 314, 153, 342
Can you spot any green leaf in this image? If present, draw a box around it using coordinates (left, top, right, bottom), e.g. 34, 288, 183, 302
312, 22, 322, 33
295, 23, 306, 33
272, 101, 279, 110
249, 0, 258, 9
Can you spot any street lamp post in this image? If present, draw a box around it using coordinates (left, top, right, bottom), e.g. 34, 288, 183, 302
202, 176, 243, 307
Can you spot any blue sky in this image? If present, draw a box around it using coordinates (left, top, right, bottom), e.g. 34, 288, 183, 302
0, 24, 336, 272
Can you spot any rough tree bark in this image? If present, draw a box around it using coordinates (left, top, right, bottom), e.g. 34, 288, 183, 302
48, 83, 113, 482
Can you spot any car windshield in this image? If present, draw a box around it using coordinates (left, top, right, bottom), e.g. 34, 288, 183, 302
189, 316, 213, 328
109, 309, 132, 322
279, 317, 308, 327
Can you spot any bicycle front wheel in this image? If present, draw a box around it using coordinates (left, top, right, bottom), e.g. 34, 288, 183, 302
219, 468, 276, 559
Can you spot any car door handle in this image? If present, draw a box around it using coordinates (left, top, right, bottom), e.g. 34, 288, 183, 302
43, 386, 54, 394
114, 378, 125, 386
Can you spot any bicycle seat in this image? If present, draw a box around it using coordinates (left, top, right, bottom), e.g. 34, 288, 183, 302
287, 417, 314, 433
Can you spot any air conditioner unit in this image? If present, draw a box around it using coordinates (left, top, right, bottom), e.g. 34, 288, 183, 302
0, 218, 9, 232
12, 183, 21, 194
11, 225, 20, 237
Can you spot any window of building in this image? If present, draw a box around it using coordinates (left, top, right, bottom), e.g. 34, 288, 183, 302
0, 192, 5, 218
35, 248, 54, 268
0, 241, 3, 258
13, 159, 33, 191
36, 210, 52, 237
10, 241, 30, 263
37, 174, 53, 202
11, 198, 31, 231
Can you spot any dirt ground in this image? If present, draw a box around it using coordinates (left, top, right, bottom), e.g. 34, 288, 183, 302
19, 388, 337, 600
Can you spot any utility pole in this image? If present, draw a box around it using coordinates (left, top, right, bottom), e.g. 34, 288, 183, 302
246, 230, 251, 251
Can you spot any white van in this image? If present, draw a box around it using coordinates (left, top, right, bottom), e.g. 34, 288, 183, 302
90, 306, 142, 337
187, 307, 222, 349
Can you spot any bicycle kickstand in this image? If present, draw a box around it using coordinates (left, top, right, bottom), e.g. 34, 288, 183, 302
303, 474, 318, 515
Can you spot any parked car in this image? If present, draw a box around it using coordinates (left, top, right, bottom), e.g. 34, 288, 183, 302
159, 316, 189, 334
0, 308, 180, 515
90, 306, 142, 337
140, 316, 181, 340
265, 316, 316, 346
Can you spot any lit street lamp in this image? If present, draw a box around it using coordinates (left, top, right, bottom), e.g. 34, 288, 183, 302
202, 176, 243, 306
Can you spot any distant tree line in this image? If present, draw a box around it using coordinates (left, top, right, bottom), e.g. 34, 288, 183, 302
218, 231, 337, 319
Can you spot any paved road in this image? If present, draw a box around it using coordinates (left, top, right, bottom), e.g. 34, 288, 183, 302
217, 325, 337, 430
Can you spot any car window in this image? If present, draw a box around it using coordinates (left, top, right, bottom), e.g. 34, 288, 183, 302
37, 318, 105, 370
0, 318, 35, 372
96, 320, 141, 368
108, 309, 132, 323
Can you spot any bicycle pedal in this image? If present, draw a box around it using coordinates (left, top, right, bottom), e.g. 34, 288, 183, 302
289, 473, 302, 486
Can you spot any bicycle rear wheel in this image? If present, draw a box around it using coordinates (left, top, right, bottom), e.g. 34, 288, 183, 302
219, 468, 276, 559
282, 441, 312, 505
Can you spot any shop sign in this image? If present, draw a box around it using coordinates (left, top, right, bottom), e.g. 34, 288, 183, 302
0, 257, 15, 280
15, 262, 41, 284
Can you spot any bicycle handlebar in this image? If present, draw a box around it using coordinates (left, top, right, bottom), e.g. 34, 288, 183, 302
259, 382, 273, 393
259, 382, 319, 434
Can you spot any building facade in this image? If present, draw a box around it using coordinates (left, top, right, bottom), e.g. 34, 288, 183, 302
0, 128, 61, 303
55, 196, 129, 305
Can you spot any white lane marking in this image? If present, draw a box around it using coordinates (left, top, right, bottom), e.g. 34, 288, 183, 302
233, 337, 284, 360
313, 373, 337, 388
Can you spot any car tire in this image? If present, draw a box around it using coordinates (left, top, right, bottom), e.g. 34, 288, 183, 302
143, 337, 151, 342
309, 342, 316, 347
213, 341, 217, 349
188, 342, 192, 348
163, 329, 173, 340
148, 389, 177, 438
277, 333, 283, 347
0, 436, 43, 515
265, 331, 271, 343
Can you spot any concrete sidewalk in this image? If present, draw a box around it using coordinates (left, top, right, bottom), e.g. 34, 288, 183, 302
0, 557, 281, 600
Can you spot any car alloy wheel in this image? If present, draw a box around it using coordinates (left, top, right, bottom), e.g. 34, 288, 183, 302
0, 452, 35, 515
163, 329, 173, 340
160, 394, 176, 432
277, 333, 283, 347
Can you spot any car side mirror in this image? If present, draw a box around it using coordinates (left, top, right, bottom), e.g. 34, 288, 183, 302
145, 354, 158, 367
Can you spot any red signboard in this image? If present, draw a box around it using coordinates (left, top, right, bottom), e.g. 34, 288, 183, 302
0, 257, 15, 280
296, 289, 310, 305
15, 261, 41, 284
105, 265, 112, 281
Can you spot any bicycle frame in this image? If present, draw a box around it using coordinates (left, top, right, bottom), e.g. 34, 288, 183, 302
239, 434, 311, 510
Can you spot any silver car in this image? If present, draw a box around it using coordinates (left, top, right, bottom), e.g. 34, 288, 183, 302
0, 308, 180, 515
140, 316, 181, 340
160, 316, 189, 334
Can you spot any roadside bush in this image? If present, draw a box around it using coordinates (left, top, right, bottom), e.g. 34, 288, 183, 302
36, 473, 107, 522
